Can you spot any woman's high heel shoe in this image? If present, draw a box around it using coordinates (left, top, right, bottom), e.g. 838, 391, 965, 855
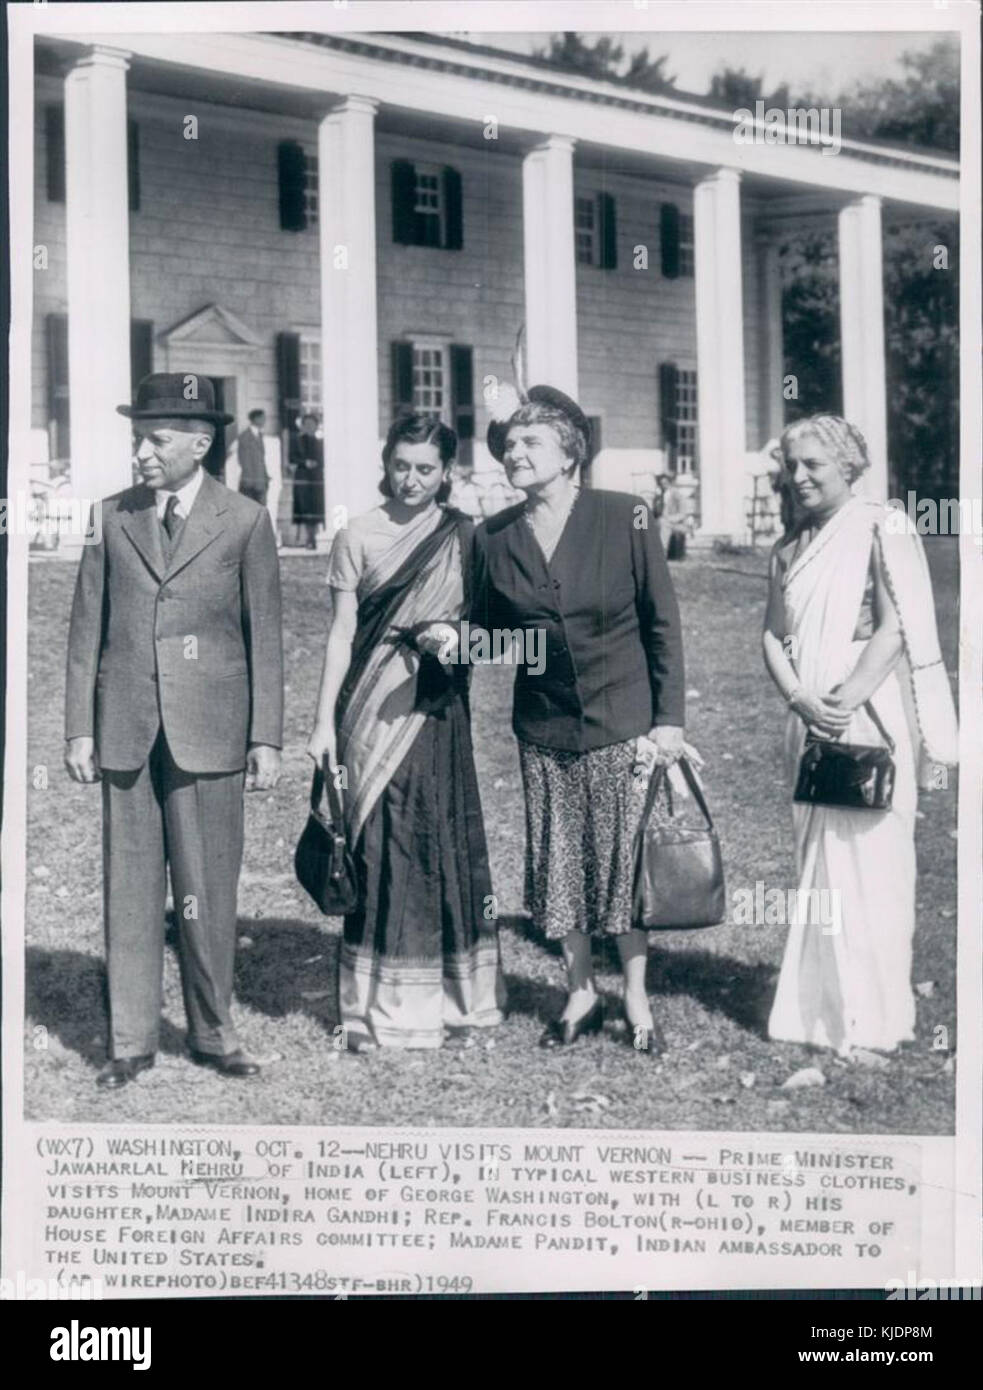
538, 998, 605, 1048
624, 1008, 667, 1057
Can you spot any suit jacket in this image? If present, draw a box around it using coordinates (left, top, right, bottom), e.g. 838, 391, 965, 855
237, 428, 268, 487
471, 488, 684, 752
65, 471, 284, 773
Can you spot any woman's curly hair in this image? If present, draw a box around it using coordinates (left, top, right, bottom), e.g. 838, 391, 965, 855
775, 414, 872, 485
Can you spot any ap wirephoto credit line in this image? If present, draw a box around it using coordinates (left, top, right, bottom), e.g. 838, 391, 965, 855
1, 0, 980, 1314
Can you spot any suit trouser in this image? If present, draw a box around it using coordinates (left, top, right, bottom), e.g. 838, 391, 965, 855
238, 482, 268, 506
101, 730, 245, 1059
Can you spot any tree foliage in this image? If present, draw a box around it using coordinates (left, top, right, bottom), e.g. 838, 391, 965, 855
533, 33, 676, 93
534, 34, 959, 494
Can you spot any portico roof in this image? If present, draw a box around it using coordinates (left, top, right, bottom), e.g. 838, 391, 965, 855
37, 28, 959, 214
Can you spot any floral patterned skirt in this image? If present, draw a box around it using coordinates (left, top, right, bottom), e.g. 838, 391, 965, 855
518, 737, 664, 940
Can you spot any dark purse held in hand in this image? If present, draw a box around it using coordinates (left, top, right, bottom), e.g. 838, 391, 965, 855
294, 762, 360, 916
793, 700, 895, 811
633, 755, 726, 930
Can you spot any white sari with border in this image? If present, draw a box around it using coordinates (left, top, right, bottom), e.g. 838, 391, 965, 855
768, 497, 957, 1054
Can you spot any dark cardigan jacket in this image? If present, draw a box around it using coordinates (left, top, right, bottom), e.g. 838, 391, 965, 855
470, 488, 685, 752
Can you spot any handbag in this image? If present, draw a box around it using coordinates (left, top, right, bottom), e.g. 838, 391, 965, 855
294, 762, 360, 916
793, 700, 895, 811
633, 755, 726, 930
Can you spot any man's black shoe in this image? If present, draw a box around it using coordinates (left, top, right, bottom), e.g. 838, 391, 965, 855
189, 1048, 261, 1078
96, 1054, 155, 1090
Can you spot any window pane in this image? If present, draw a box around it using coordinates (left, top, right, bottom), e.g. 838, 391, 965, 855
575, 196, 595, 265
412, 344, 445, 414
678, 213, 694, 277
298, 335, 321, 415
414, 169, 443, 247
303, 151, 319, 227
675, 369, 698, 473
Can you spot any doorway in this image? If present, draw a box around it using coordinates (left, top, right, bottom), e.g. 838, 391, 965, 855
202, 376, 237, 479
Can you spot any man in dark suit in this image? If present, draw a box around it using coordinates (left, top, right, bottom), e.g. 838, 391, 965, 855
65, 373, 284, 1090
236, 408, 269, 505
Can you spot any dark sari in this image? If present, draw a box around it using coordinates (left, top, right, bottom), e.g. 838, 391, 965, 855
335, 507, 505, 1048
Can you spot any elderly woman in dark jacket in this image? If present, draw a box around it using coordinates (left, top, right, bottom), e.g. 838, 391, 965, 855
469, 386, 686, 1053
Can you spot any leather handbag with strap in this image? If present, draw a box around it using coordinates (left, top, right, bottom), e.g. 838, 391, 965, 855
633, 755, 726, 930
294, 762, 360, 916
793, 699, 896, 811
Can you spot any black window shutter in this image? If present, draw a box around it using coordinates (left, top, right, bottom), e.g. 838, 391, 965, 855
443, 167, 463, 250
127, 120, 141, 212
660, 202, 680, 279
278, 141, 308, 232
450, 342, 474, 451
46, 105, 65, 203
587, 415, 602, 459
276, 331, 302, 437
45, 313, 70, 458
659, 362, 679, 451
391, 159, 418, 244
391, 341, 414, 417
130, 320, 153, 390
599, 193, 617, 270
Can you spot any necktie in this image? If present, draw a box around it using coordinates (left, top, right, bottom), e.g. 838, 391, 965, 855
162, 494, 183, 542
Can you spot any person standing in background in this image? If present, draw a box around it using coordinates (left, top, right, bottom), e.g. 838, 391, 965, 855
291, 412, 325, 550
237, 409, 269, 506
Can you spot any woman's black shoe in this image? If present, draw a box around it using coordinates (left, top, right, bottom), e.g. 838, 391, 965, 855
539, 999, 604, 1048
624, 1012, 667, 1056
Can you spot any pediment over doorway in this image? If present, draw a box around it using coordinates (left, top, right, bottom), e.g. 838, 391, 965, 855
159, 303, 260, 350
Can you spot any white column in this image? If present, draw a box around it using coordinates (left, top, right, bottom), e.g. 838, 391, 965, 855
758, 238, 785, 443
318, 95, 380, 530
64, 46, 132, 507
838, 195, 888, 499
522, 135, 578, 396
694, 167, 747, 537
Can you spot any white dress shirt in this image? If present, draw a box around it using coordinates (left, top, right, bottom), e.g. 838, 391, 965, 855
155, 466, 205, 523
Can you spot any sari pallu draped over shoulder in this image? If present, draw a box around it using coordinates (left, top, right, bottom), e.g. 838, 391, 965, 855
768, 495, 957, 1054
335, 506, 471, 842
782, 496, 958, 782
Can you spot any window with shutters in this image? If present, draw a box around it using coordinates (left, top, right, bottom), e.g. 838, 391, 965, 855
302, 150, 319, 227
574, 193, 617, 268
298, 333, 322, 416
411, 340, 449, 418
575, 195, 597, 265
674, 369, 699, 474
678, 212, 695, 277
392, 160, 462, 249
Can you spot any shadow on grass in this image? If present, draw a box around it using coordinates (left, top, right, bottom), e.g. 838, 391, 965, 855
232, 915, 340, 1031
645, 945, 777, 1038
27, 914, 778, 1069
25, 946, 187, 1062
501, 914, 777, 1037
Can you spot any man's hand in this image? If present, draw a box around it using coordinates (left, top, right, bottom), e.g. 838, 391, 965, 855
246, 744, 281, 791
634, 724, 685, 773
65, 736, 100, 784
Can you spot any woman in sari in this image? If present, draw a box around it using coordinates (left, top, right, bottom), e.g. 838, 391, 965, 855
307, 414, 506, 1050
762, 415, 957, 1055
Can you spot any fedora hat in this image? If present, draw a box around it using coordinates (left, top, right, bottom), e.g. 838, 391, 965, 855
487, 383, 592, 463
117, 372, 235, 425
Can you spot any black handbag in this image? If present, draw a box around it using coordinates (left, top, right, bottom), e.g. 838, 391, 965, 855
633, 756, 726, 930
294, 763, 360, 916
793, 700, 895, 811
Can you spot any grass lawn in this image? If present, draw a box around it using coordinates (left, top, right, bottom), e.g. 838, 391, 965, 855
22, 540, 958, 1131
